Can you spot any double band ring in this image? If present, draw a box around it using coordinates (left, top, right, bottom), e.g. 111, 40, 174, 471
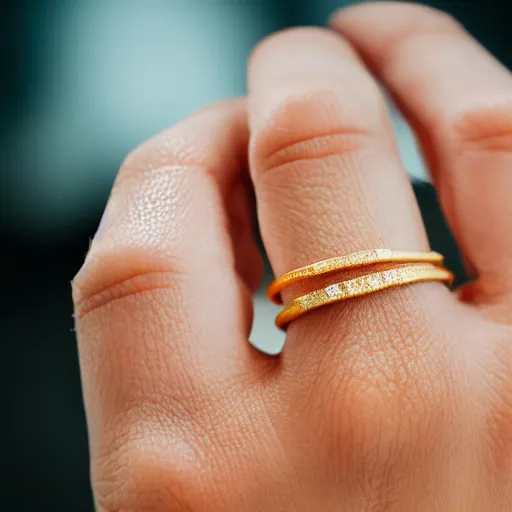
268, 249, 444, 304
268, 249, 452, 331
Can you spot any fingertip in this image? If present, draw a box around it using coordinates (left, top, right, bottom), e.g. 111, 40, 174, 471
329, 1, 461, 35
328, 1, 383, 28
328, 1, 465, 83
327, 2, 359, 28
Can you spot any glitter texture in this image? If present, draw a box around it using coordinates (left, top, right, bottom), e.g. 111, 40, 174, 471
268, 249, 444, 304
275, 263, 453, 330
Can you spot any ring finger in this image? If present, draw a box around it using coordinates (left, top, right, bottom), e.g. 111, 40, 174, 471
247, 28, 451, 354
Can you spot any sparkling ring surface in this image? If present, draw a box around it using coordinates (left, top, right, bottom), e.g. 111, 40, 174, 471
271, 259, 453, 331
268, 249, 444, 305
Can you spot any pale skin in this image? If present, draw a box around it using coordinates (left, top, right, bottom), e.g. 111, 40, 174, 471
72, 3, 512, 511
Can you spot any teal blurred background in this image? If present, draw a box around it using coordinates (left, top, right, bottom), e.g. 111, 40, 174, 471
1, 0, 508, 509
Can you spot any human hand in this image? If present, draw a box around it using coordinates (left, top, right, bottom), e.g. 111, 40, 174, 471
73, 3, 512, 510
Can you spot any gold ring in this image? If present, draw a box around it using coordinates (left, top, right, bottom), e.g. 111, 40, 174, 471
268, 249, 444, 304
274, 263, 453, 330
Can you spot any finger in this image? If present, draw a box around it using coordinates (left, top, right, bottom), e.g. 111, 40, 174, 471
72, 101, 266, 511
332, 2, 512, 300
247, 27, 437, 333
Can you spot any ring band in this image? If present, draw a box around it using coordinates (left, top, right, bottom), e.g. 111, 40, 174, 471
268, 249, 444, 304
274, 263, 453, 330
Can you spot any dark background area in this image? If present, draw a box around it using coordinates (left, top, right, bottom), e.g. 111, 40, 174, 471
1, 1, 508, 510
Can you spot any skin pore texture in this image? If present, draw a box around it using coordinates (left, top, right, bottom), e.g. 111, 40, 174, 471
72, 3, 512, 511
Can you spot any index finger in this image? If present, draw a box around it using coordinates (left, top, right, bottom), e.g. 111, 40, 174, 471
72, 101, 264, 511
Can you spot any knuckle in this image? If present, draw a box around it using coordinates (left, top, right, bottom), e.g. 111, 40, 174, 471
93, 432, 217, 512
443, 101, 512, 155
251, 89, 382, 177
72, 245, 186, 318
116, 101, 239, 191
117, 136, 169, 185
92, 390, 277, 512
116, 132, 200, 189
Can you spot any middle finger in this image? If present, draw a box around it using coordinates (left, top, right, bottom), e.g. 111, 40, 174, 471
248, 28, 436, 340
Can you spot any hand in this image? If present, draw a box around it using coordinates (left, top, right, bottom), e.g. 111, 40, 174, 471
72, 3, 512, 510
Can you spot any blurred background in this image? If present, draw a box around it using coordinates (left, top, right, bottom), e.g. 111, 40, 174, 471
2, 0, 508, 509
